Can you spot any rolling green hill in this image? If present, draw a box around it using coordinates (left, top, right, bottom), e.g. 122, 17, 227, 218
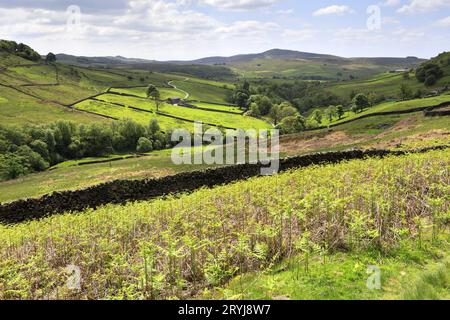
325, 51, 450, 101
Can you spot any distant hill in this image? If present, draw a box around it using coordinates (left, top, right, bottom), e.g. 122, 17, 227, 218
55, 54, 155, 66
54, 48, 427, 81
169, 49, 344, 65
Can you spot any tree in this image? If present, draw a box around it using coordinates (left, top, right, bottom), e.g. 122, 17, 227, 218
146, 85, 161, 111
45, 52, 56, 64
337, 105, 345, 119
248, 102, 261, 117
353, 94, 370, 113
235, 91, 250, 110
278, 115, 306, 134
30, 140, 50, 163
367, 92, 382, 106
278, 102, 299, 119
312, 110, 323, 125
326, 106, 337, 122
416, 62, 443, 83
400, 84, 412, 100
136, 137, 153, 153
256, 96, 273, 115
149, 118, 160, 135
425, 74, 437, 86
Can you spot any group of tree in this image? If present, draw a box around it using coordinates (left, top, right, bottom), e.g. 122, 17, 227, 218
415, 62, 444, 86
0, 118, 171, 181
0, 40, 41, 61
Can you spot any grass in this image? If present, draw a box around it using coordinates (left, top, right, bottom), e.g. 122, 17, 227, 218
110, 87, 183, 100
0, 54, 196, 126
326, 71, 450, 101
171, 79, 232, 103
74, 99, 189, 129
191, 102, 243, 114
0, 149, 448, 299
0, 148, 215, 204
230, 58, 404, 80
280, 111, 450, 156
0, 85, 105, 126
1, 109, 448, 204
212, 245, 449, 300
316, 94, 450, 126
92, 94, 271, 130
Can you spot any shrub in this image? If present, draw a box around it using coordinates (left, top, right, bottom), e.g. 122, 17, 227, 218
136, 137, 153, 153
425, 75, 437, 86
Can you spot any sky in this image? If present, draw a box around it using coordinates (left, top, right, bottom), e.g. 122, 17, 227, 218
0, 0, 449, 60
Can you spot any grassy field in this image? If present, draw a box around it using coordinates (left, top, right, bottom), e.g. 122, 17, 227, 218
0, 53, 196, 126
216, 247, 449, 300
191, 102, 243, 114
1, 109, 448, 204
0, 85, 105, 125
229, 57, 414, 80
74, 99, 189, 129
0, 149, 216, 204
171, 79, 231, 103
326, 71, 450, 101
0, 149, 447, 299
281, 111, 450, 156
110, 87, 183, 100
316, 94, 450, 126
88, 94, 270, 130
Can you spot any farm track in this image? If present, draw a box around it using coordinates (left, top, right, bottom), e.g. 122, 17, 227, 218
168, 78, 190, 99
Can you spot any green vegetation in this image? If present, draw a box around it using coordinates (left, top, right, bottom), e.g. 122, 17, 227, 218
87, 94, 271, 130
215, 247, 449, 300
0, 119, 172, 181
0, 40, 41, 62
312, 94, 450, 127
171, 79, 232, 103
0, 149, 447, 299
2, 109, 448, 204
0, 149, 213, 204
191, 102, 243, 114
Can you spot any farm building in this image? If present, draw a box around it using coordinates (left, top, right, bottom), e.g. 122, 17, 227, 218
167, 97, 181, 105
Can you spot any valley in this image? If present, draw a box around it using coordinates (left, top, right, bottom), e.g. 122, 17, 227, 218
0, 39, 449, 301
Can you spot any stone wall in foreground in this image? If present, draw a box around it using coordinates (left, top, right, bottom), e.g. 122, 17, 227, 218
0, 146, 447, 224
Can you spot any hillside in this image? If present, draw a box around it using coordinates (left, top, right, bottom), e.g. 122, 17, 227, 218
55, 48, 425, 81
324, 51, 450, 102
180, 49, 425, 80
0, 149, 448, 299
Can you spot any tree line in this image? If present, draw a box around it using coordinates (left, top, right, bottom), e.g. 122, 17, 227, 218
0, 118, 172, 180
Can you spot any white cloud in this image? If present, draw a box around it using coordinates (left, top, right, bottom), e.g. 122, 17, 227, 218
398, 0, 450, 14
199, 0, 280, 10
313, 5, 354, 17
380, 0, 401, 6
215, 20, 279, 39
382, 16, 401, 25
435, 15, 450, 26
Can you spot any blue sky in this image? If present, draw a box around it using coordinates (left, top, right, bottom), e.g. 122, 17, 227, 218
0, 0, 448, 60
